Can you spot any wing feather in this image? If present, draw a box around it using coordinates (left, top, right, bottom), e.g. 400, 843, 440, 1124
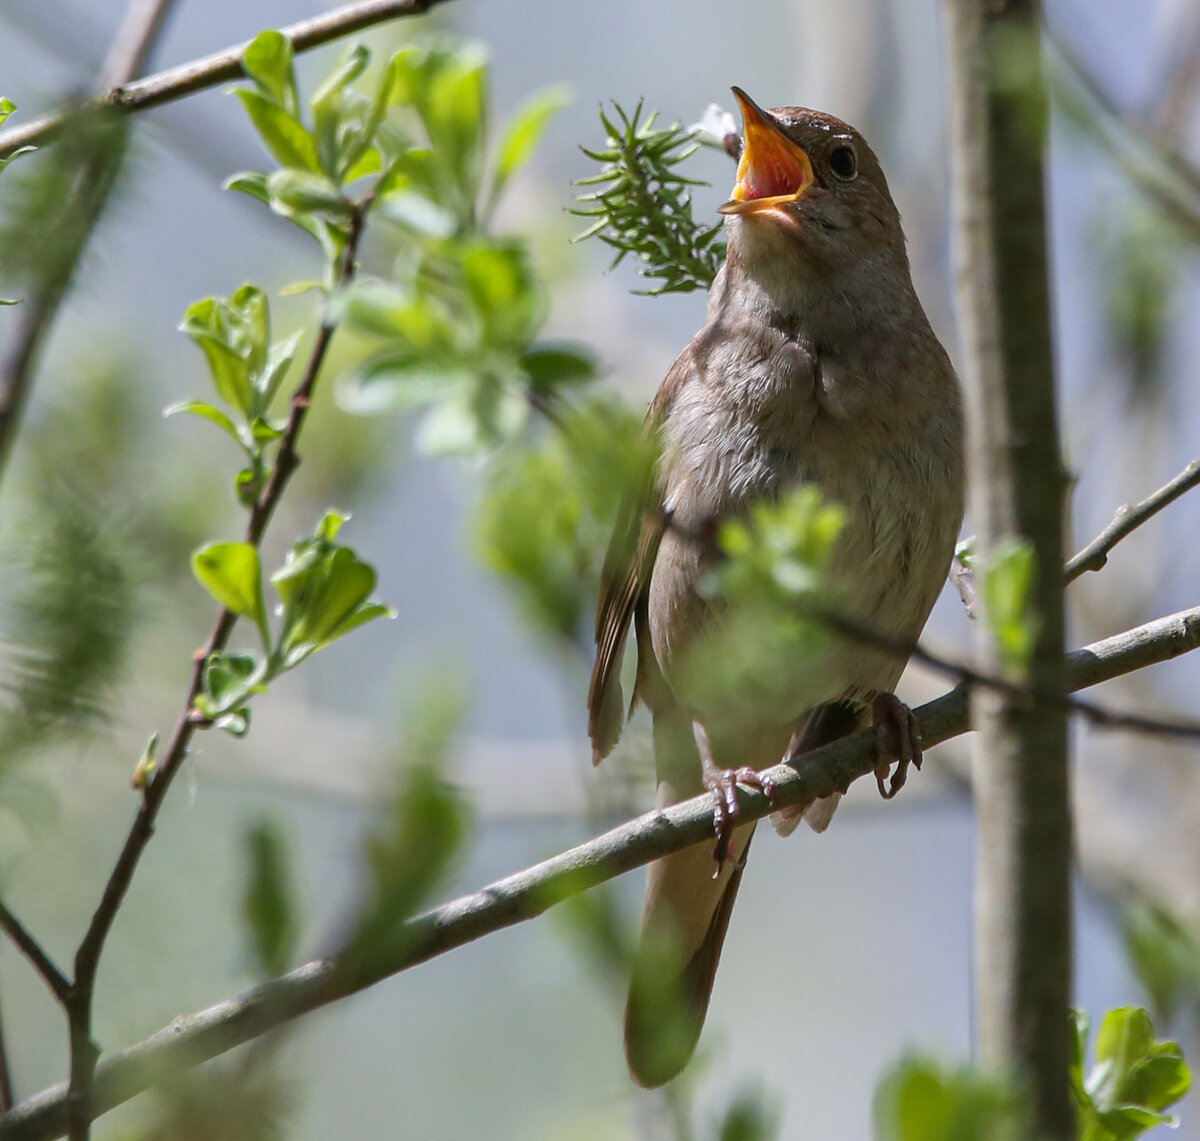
586, 350, 694, 764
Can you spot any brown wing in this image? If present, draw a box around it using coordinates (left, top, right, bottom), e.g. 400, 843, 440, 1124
586, 350, 694, 765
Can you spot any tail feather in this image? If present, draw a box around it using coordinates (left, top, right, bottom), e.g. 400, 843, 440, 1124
623, 826, 754, 1087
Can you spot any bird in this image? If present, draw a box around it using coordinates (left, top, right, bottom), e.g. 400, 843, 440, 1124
586, 88, 965, 1088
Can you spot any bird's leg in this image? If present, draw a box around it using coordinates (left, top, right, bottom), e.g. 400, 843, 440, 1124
870, 692, 922, 800
693, 719, 776, 874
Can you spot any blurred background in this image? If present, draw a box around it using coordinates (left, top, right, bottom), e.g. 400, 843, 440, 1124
1, 0, 1199, 1137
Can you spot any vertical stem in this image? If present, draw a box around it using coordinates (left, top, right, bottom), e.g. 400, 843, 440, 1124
945, 0, 1072, 1136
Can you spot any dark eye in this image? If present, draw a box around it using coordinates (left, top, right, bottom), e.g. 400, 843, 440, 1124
829, 145, 857, 181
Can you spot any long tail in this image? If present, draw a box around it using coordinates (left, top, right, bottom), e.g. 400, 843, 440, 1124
623, 805, 754, 1088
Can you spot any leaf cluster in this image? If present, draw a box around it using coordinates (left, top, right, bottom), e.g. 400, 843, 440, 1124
172, 284, 302, 507
476, 397, 651, 642
574, 100, 727, 295
190, 511, 394, 736
873, 1056, 1024, 1141
1071, 1007, 1191, 1140
226, 32, 589, 455
328, 44, 589, 454
678, 486, 845, 724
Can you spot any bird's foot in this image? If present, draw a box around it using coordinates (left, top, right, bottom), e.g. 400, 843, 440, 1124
704, 766, 776, 875
871, 692, 922, 800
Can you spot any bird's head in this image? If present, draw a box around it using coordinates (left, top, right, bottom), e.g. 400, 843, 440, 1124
718, 89, 905, 289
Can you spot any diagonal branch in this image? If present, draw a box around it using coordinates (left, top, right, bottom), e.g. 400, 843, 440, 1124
0, 0, 454, 161
2, 606, 1198, 1141
60, 197, 373, 1141
1065, 458, 1200, 583
0, 901, 70, 1005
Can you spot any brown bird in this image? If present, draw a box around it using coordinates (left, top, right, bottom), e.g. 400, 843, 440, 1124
587, 89, 965, 1088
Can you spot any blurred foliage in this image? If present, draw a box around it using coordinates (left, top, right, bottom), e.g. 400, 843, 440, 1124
1071, 1007, 1191, 1139
679, 485, 843, 726
1123, 901, 1200, 1028
476, 397, 650, 643
1095, 203, 1183, 404
190, 511, 394, 736
981, 538, 1038, 679
115, 1057, 294, 1141
0, 104, 126, 303
337, 681, 471, 981
0, 484, 134, 769
225, 31, 592, 456
574, 100, 727, 294
243, 818, 302, 979
873, 1056, 1025, 1141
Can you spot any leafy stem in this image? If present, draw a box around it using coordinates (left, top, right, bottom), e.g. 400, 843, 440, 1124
59, 190, 373, 1141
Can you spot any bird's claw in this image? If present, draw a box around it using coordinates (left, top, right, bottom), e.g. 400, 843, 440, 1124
871, 692, 922, 800
707, 767, 776, 876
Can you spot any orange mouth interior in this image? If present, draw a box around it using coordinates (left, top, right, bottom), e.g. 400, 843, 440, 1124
718, 88, 814, 215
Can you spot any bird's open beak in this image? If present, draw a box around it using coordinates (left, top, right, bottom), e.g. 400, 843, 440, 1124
718, 87, 814, 215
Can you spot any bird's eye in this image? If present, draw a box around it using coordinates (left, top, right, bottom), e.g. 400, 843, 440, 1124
829, 145, 857, 181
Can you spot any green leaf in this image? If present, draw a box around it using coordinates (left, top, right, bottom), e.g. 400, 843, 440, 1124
164, 400, 247, 449
310, 44, 371, 177
241, 29, 300, 116
266, 168, 352, 218
235, 89, 320, 171
1123, 903, 1200, 1024
191, 334, 255, 420
337, 353, 476, 415
201, 650, 263, 711
223, 170, 270, 204
375, 189, 456, 237
340, 685, 470, 976
242, 820, 300, 979
488, 85, 571, 209
873, 1056, 1023, 1141
192, 542, 266, 629
983, 538, 1039, 677
520, 343, 598, 392
461, 240, 543, 347
260, 329, 303, 407
421, 50, 488, 203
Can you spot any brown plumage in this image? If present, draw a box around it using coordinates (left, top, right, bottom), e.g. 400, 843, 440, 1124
588, 90, 964, 1087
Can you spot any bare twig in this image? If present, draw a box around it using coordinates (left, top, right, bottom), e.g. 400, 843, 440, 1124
1048, 29, 1200, 241
1, 606, 1198, 1141
1065, 458, 1200, 583
59, 198, 372, 1141
0, 0, 454, 161
0, 901, 70, 1008
0, 0, 180, 491
96, 0, 179, 93
657, 509, 1200, 743
0, 997, 12, 1112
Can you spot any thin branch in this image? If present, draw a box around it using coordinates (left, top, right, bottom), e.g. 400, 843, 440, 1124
1048, 29, 1200, 241
0, 995, 12, 1112
0, 0, 454, 161
0, 901, 70, 1006
1065, 458, 1200, 583
60, 199, 372, 1141
1, 606, 1198, 1141
96, 0, 180, 93
653, 509, 1200, 743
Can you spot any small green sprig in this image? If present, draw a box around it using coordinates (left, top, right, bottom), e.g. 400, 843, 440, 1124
573, 100, 727, 295
190, 511, 394, 736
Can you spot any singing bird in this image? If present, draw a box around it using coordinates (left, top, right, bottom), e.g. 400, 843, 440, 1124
587, 89, 965, 1087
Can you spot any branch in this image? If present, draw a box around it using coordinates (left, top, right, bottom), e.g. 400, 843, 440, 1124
1048, 29, 1200, 240
0, 902, 70, 1006
96, 0, 179, 93
0, 0, 454, 161
1065, 458, 1200, 583
2, 607, 1198, 1141
60, 199, 372, 1140
946, 0, 1073, 1135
